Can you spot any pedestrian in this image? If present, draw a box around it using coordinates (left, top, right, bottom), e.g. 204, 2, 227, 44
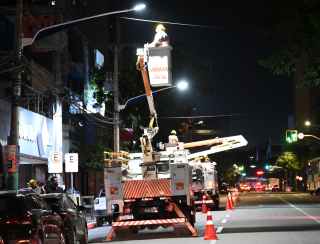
45, 175, 63, 193
27, 179, 41, 194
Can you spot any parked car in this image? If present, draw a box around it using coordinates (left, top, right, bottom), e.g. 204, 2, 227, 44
0, 191, 65, 244
93, 189, 113, 227
272, 185, 280, 192
41, 193, 88, 244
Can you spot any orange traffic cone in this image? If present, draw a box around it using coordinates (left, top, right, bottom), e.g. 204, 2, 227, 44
202, 195, 208, 213
204, 211, 218, 240
226, 192, 234, 210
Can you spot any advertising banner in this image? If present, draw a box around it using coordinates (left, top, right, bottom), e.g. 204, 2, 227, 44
4, 145, 17, 173
147, 46, 172, 87
18, 107, 53, 158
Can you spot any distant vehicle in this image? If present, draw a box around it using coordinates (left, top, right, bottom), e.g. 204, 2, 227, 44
266, 178, 280, 191
272, 185, 280, 192
41, 193, 88, 244
254, 182, 266, 192
240, 177, 267, 192
239, 184, 250, 192
93, 189, 113, 227
220, 182, 230, 194
0, 191, 65, 244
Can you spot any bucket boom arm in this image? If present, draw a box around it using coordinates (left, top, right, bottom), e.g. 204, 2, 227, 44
136, 47, 159, 163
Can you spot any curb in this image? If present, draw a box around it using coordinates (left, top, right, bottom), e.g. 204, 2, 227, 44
87, 222, 96, 229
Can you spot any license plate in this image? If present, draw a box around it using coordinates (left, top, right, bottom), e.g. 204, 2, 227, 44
119, 215, 133, 221
144, 207, 158, 213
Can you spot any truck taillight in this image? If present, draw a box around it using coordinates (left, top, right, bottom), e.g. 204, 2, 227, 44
175, 182, 184, 190
110, 187, 118, 195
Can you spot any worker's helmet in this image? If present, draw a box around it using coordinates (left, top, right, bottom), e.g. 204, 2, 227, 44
170, 129, 177, 135
27, 179, 38, 188
156, 24, 166, 32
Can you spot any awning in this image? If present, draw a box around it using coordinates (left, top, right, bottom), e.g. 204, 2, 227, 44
20, 153, 48, 165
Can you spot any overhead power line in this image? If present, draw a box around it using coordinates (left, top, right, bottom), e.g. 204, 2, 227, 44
159, 114, 244, 119
120, 17, 223, 30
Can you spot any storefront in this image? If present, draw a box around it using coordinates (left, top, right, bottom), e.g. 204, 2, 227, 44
0, 100, 54, 188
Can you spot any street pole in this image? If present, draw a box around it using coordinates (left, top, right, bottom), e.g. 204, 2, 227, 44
113, 18, 120, 152
6, 0, 23, 190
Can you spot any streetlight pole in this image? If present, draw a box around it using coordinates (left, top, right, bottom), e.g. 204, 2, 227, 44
118, 81, 189, 111
113, 18, 120, 153
6, 0, 23, 190
5, 3, 146, 189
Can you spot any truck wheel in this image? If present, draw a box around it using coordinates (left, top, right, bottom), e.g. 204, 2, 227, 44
96, 217, 103, 227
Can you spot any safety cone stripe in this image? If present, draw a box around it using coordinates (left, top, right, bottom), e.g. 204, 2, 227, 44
87, 222, 96, 229
112, 218, 186, 227
194, 200, 214, 204
206, 220, 214, 225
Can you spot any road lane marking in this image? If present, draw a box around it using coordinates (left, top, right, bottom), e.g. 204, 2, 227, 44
278, 196, 320, 224
216, 226, 223, 233
225, 214, 231, 218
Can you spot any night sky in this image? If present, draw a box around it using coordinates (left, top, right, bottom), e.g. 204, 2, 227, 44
112, 0, 293, 147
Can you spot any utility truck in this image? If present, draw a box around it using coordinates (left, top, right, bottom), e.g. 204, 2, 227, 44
104, 41, 248, 240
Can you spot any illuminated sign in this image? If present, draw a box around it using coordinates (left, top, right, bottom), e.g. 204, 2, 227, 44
147, 46, 172, 87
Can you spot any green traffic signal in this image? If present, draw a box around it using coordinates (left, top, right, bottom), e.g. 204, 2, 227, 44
286, 129, 298, 143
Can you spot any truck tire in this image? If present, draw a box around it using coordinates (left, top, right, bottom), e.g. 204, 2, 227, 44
96, 217, 103, 227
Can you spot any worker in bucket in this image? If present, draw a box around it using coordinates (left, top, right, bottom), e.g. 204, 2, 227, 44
168, 130, 179, 145
149, 24, 169, 47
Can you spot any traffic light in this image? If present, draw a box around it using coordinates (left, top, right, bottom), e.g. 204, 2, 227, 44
286, 129, 298, 143
256, 170, 264, 176
265, 164, 271, 170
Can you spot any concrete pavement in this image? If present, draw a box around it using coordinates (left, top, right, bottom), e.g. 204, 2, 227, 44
88, 192, 320, 243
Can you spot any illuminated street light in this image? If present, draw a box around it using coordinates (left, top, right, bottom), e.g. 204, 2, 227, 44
305, 120, 311, 127
119, 80, 189, 111
176, 80, 189, 91
250, 165, 256, 168
298, 132, 320, 141
298, 132, 305, 140
133, 3, 146, 11
23, 3, 147, 47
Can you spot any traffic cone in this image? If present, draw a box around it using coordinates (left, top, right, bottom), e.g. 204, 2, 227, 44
204, 211, 218, 240
226, 192, 234, 211
202, 195, 208, 213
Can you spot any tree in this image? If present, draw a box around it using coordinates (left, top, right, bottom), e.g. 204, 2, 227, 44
223, 165, 241, 186
259, 1, 320, 87
276, 151, 302, 190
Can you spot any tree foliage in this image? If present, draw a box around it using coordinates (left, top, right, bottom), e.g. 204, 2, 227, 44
276, 151, 301, 171
223, 165, 240, 185
259, 1, 320, 86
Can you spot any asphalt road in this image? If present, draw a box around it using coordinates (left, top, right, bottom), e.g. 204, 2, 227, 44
88, 192, 320, 243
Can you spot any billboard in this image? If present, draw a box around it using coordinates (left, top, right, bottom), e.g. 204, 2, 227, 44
18, 107, 53, 159
147, 46, 172, 87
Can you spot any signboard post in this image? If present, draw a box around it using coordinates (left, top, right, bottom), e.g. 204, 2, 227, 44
48, 151, 63, 174
65, 153, 79, 193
